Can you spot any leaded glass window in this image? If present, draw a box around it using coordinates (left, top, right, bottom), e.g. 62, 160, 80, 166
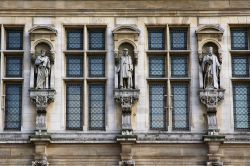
149, 56, 165, 77
233, 84, 250, 130
66, 56, 83, 77
172, 84, 189, 130
232, 56, 249, 77
5, 84, 22, 130
171, 56, 188, 77
6, 56, 23, 77
149, 84, 166, 130
88, 29, 105, 50
67, 29, 83, 50
6, 29, 23, 50
89, 84, 105, 130
89, 56, 105, 77
170, 28, 187, 50
231, 28, 248, 50
66, 84, 83, 130
148, 28, 165, 50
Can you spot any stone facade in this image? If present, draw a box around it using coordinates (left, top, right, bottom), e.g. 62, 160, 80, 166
0, 0, 250, 166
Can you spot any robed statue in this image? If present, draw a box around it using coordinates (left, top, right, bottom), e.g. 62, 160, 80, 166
35, 49, 50, 89
118, 48, 133, 89
201, 47, 221, 89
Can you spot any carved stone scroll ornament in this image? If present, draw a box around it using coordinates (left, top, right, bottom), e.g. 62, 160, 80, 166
32, 159, 49, 166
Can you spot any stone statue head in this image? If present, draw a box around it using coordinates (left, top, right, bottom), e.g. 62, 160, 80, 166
123, 48, 129, 56
41, 49, 46, 57
207, 47, 213, 55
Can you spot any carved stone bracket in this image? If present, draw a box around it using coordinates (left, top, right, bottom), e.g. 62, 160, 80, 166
114, 89, 140, 135
199, 89, 225, 111
30, 89, 56, 133
204, 135, 225, 166
32, 159, 49, 166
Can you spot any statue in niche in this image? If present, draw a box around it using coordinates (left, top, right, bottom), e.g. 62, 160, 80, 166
35, 49, 50, 89
201, 47, 221, 89
118, 48, 133, 89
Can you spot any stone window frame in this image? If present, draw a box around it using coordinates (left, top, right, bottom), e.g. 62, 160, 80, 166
3, 83, 23, 131
87, 28, 106, 50
5, 27, 24, 50
232, 83, 250, 131
5, 56, 23, 78
146, 24, 191, 132
88, 83, 106, 131
63, 25, 107, 131
230, 27, 249, 50
230, 25, 250, 131
65, 83, 84, 130
66, 28, 84, 50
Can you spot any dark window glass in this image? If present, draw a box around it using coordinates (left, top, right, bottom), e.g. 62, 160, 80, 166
66, 56, 83, 77
6, 57, 22, 77
170, 28, 187, 50
88, 29, 105, 50
231, 29, 248, 50
6, 29, 23, 50
171, 56, 188, 77
5, 84, 22, 130
89, 84, 105, 130
172, 84, 189, 130
89, 56, 105, 77
233, 84, 250, 130
66, 84, 83, 130
148, 28, 165, 50
232, 56, 249, 77
67, 29, 83, 50
149, 56, 165, 77
149, 84, 166, 130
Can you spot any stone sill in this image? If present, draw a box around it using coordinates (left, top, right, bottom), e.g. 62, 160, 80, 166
2, 77, 24, 82
229, 50, 250, 54
2, 50, 24, 54
63, 77, 84, 81
86, 77, 107, 82
231, 78, 250, 81
63, 50, 85, 54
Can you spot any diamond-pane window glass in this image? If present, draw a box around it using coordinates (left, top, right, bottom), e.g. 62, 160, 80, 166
66, 84, 83, 130
89, 56, 105, 77
6, 57, 22, 77
5, 84, 22, 130
66, 56, 83, 77
88, 29, 105, 50
231, 29, 248, 50
67, 29, 83, 50
149, 56, 165, 77
6, 29, 23, 50
232, 56, 249, 77
171, 56, 188, 77
233, 84, 250, 130
149, 84, 166, 130
89, 84, 105, 130
170, 28, 187, 50
172, 84, 189, 130
148, 28, 165, 50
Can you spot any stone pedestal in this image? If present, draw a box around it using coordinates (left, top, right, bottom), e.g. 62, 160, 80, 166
199, 89, 225, 134
114, 89, 139, 135
204, 135, 225, 166
199, 89, 225, 165
29, 89, 56, 166
114, 89, 139, 166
